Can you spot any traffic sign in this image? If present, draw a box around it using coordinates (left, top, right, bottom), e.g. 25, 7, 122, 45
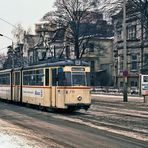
123, 70, 128, 77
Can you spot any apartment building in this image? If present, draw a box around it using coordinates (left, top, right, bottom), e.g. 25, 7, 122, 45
112, 4, 148, 89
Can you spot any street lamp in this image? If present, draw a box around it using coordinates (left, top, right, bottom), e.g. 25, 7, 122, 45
123, 0, 128, 102
0, 33, 14, 68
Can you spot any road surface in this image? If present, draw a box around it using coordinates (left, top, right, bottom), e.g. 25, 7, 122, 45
0, 95, 148, 148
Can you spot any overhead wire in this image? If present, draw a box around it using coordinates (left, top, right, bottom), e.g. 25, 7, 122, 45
0, 17, 17, 28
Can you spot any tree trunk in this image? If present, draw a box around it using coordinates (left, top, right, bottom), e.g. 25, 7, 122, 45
75, 42, 79, 59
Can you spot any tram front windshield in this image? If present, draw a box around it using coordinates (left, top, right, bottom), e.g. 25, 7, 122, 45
72, 72, 86, 86
60, 72, 90, 86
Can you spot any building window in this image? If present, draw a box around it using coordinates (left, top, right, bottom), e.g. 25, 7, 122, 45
144, 28, 148, 40
90, 61, 95, 71
127, 25, 136, 40
120, 82, 123, 87
29, 56, 33, 64
131, 54, 138, 71
144, 54, 148, 64
120, 62, 123, 71
119, 56, 123, 72
131, 81, 138, 87
100, 64, 109, 73
117, 29, 122, 41
88, 43, 94, 52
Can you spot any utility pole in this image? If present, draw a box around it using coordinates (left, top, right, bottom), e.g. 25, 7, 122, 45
141, 16, 144, 68
123, 0, 128, 102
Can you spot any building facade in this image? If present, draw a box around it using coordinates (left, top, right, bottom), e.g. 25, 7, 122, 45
82, 37, 114, 86
112, 5, 148, 89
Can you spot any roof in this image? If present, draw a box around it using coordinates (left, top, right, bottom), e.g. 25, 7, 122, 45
0, 69, 12, 73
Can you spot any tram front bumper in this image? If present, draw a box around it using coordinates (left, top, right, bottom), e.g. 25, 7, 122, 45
65, 103, 91, 110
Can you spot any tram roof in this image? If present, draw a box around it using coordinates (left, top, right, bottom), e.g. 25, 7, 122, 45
0, 68, 12, 73
23, 60, 90, 70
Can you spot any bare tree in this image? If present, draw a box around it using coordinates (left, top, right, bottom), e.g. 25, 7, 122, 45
100, 0, 123, 15
0, 53, 7, 68
101, 0, 148, 29
11, 23, 25, 44
26, 26, 33, 34
46, 0, 102, 59
132, 0, 148, 21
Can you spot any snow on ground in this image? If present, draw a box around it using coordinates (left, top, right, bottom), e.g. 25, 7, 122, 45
0, 133, 33, 148
0, 119, 40, 148
0, 119, 55, 148
92, 94, 144, 100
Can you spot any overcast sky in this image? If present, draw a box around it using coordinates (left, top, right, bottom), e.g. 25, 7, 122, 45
0, 0, 55, 54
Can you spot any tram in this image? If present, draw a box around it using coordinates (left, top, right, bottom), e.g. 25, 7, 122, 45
0, 60, 91, 111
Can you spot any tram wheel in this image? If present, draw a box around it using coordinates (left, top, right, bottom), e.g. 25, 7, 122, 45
38, 104, 44, 110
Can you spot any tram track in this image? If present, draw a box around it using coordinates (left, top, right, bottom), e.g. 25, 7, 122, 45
53, 98, 148, 142
0, 97, 148, 147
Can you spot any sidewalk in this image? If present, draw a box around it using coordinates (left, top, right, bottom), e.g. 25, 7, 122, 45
91, 93, 145, 103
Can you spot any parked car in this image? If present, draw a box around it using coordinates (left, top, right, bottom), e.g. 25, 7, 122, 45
130, 87, 139, 95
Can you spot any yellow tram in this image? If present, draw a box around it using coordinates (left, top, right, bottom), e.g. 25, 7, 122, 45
0, 60, 91, 111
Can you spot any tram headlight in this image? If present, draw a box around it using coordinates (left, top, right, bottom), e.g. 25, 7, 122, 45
77, 96, 82, 101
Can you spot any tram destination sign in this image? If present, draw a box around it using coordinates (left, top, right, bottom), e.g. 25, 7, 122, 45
72, 67, 85, 71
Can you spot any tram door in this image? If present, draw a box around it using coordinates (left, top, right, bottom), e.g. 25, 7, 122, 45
51, 68, 65, 108
13, 72, 21, 102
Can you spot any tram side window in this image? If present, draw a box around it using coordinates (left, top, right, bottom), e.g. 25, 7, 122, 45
58, 68, 63, 86
0, 74, 10, 85
58, 72, 64, 86
23, 72, 29, 85
52, 69, 57, 86
30, 75, 36, 85
36, 69, 44, 86
23, 69, 44, 86
45, 69, 49, 86
23, 71, 32, 85
58, 72, 71, 86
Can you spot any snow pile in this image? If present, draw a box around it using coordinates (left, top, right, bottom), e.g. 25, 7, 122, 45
0, 133, 37, 148
0, 119, 44, 148
0, 119, 38, 148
